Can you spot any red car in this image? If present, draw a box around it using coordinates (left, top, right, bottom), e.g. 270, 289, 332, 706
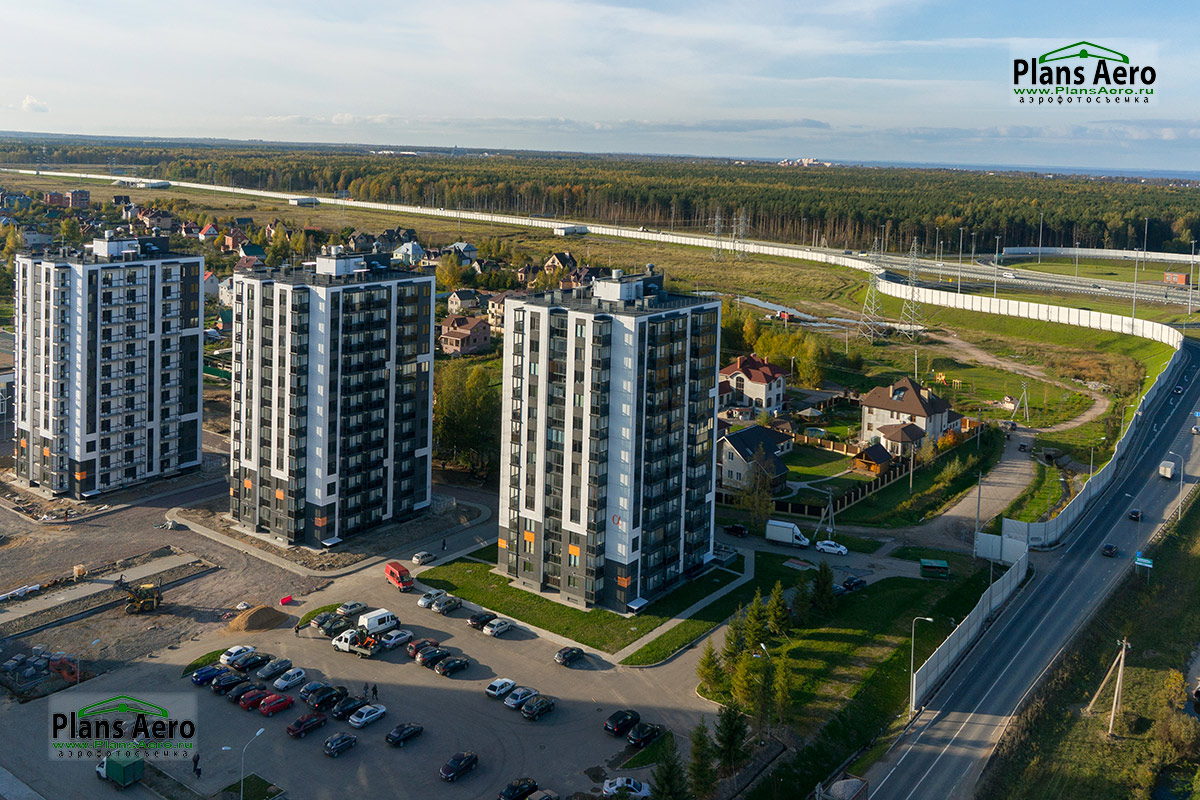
286, 712, 328, 739
406, 638, 439, 659
238, 688, 272, 710
259, 693, 295, 717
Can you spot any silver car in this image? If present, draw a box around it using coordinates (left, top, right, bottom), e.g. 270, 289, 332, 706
417, 589, 446, 609
432, 595, 462, 615
273, 667, 307, 691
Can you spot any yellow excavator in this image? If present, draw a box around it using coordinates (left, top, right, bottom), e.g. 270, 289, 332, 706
114, 575, 163, 614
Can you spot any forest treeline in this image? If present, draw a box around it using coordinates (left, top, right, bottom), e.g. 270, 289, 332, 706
4, 140, 1200, 253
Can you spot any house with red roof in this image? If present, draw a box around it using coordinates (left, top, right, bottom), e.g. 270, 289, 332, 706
198, 223, 219, 243
202, 270, 219, 298
719, 354, 789, 413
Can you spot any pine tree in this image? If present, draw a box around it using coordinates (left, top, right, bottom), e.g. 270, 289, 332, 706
743, 587, 767, 650
792, 579, 812, 628
766, 580, 790, 638
730, 654, 756, 710
812, 561, 837, 617
649, 734, 691, 800
721, 606, 745, 668
714, 704, 749, 774
696, 639, 723, 694
773, 657, 793, 724
688, 720, 717, 800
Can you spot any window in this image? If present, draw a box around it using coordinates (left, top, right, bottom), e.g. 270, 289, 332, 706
568, 552, 579, 567
523, 538, 534, 554
567, 575, 579, 588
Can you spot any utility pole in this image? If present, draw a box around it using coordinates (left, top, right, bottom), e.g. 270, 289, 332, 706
994, 235, 1002, 298
958, 227, 965, 265
1038, 212, 1044, 264
974, 470, 983, 544
1109, 638, 1130, 736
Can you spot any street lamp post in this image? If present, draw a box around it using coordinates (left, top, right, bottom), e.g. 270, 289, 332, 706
958, 227, 964, 265
1169, 451, 1184, 522
1038, 212, 1044, 264
1122, 403, 1137, 435
77, 638, 100, 685
910, 617, 934, 718
1089, 436, 1106, 476
240, 728, 265, 800
1075, 242, 1080, 279
994, 236, 1002, 298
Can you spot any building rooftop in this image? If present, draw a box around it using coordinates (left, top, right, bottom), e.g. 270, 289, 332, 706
20, 235, 178, 264
518, 269, 716, 318
235, 256, 427, 288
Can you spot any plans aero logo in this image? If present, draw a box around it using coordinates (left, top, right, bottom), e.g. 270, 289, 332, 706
48, 691, 197, 761
1011, 40, 1155, 105
78, 695, 168, 718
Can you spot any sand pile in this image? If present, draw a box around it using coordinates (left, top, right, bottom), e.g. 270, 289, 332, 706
225, 604, 287, 633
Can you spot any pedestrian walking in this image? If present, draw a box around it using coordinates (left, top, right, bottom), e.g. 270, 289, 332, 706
363, 682, 369, 697
441, 538, 447, 551
293, 624, 300, 637
372, 684, 378, 701
192, 753, 200, 778
195, 767, 201, 780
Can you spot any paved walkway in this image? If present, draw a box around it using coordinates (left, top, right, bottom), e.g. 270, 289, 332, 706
0, 765, 45, 800
0, 553, 199, 625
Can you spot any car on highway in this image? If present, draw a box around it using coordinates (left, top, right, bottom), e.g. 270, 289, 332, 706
298, 681, 328, 701
380, 629, 413, 650
723, 524, 748, 538
521, 695, 555, 721
498, 777, 540, 800
308, 685, 349, 712
190, 664, 229, 686
229, 651, 273, 673
1175, 385, 1184, 395
602, 777, 650, 798
486, 678, 516, 698
331, 695, 370, 720
323, 732, 358, 758
336, 600, 368, 617
1129, 509, 1143, 521
1001, 271, 1016, 279
504, 687, 539, 709
1101, 543, 1119, 558
1192, 425, 1200, 435
554, 646, 583, 666
413, 551, 437, 566
227, 682, 266, 704
484, 618, 514, 637
842, 576, 867, 592
815, 540, 848, 556
256, 657, 292, 680
604, 709, 640, 736
286, 712, 327, 739
431, 595, 462, 615
219, 645, 254, 666
259, 693, 295, 717
439, 750, 478, 781
348, 704, 387, 729
406, 638, 440, 658
210, 672, 249, 695
434, 656, 470, 677
468, 611, 498, 630
238, 688, 272, 710
417, 589, 447, 609
417, 647, 452, 668
273, 668, 307, 691
627, 722, 663, 748
385, 722, 424, 747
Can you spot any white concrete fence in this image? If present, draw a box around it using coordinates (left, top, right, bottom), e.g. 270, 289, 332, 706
1004, 246, 1199, 266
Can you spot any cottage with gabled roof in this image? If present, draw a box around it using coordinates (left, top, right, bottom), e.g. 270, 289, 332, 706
720, 354, 789, 413
198, 223, 219, 243
439, 315, 491, 355
717, 424, 793, 492
544, 251, 577, 272
859, 376, 957, 455
447, 288, 487, 315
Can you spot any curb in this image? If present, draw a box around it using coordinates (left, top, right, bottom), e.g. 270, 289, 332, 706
0, 478, 227, 527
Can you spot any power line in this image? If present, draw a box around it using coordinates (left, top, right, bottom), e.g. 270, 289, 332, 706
899, 238, 924, 340
856, 237, 886, 343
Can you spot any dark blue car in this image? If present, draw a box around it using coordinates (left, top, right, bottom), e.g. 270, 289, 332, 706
191, 664, 230, 686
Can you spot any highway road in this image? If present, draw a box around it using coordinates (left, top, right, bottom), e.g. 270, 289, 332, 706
867, 339, 1199, 800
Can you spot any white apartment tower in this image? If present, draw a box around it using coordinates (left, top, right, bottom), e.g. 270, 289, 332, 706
500, 268, 721, 611
229, 253, 434, 546
14, 235, 203, 497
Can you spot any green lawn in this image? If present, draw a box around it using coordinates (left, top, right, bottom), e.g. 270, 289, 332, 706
622, 731, 676, 768
180, 649, 224, 678
418, 559, 739, 653
782, 446, 853, 481
469, 542, 499, 563
1004, 255, 1188, 286
298, 603, 339, 627
219, 774, 283, 800
889, 546, 977, 578
1004, 462, 1066, 523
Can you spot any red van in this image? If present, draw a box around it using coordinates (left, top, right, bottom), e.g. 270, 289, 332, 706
385, 561, 414, 592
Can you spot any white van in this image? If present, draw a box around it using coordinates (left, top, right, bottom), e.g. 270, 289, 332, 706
357, 609, 399, 636
1001, 271, 1016, 279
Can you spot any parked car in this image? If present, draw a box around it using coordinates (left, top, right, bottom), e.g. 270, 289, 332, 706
308, 685, 349, 711
1101, 543, 1119, 558
228, 682, 266, 704
309, 611, 335, 630
815, 540, 848, 556
319, 616, 353, 637
484, 619, 513, 637
521, 695, 556, 721
219, 645, 254, 666
413, 551, 436, 566
274, 668, 307, 692
439, 751, 478, 781
554, 647, 583, 666
298, 680, 328, 701
406, 638, 440, 658
417, 647, 452, 668
842, 576, 867, 592
604, 709, 641, 737
259, 694, 295, 717
256, 657, 292, 680
1017, 442, 1028, 452
504, 687, 539, 709
286, 712, 327, 739
380, 629, 413, 650
603, 777, 651, 798
417, 589, 447, 609
627, 722, 663, 748
348, 704, 386, 729
723, 524, 748, 538
431, 595, 462, 615
385, 723, 423, 747
499, 777, 540, 800
486, 678, 516, 698
434, 657, 470, 677
209, 672, 249, 695
238, 688, 272, 710
230, 651, 273, 674
323, 732, 358, 758
336, 601, 368, 617
331, 695, 370, 721
384, 560, 414, 591
1129, 509, 1142, 521
468, 611, 497, 630
191, 664, 230, 686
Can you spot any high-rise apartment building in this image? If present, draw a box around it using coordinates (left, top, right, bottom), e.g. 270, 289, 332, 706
229, 252, 434, 546
14, 235, 203, 497
499, 268, 720, 611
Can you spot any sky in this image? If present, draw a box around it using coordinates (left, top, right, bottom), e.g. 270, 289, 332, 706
2, 0, 1196, 171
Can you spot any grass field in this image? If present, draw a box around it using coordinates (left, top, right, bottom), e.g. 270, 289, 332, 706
889, 546, 978, 577
622, 731, 676, 768
1005, 255, 1193, 286
298, 603, 339, 627
180, 649, 224, 678
782, 446, 853, 481
469, 542, 499, 563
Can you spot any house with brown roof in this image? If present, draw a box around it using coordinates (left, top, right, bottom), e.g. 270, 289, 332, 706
439, 315, 492, 356
486, 290, 525, 336
719, 354, 789, 413
717, 424, 793, 492
222, 229, 249, 253
859, 377, 957, 455
447, 289, 488, 315
544, 251, 577, 272
178, 220, 200, 237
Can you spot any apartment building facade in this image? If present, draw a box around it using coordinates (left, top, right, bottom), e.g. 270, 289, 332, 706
14, 235, 203, 497
499, 269, 720, 612
228, 253, 434, 546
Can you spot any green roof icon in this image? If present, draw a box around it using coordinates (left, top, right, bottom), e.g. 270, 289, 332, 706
78, 695, 169, 718
1038, 42, 1129, 65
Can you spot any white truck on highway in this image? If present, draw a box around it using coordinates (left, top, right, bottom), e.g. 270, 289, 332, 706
1160, 460, 1176, 480
765, 519, 810, 548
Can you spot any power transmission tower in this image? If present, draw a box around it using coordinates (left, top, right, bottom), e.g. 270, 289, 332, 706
899, 239, 923, 340
735, 209, 749, 260
1011, 381, 1030, 423
856, 237, 886, 343
710, 210, 724, 261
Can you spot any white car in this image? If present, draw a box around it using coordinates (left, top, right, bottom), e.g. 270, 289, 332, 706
1192, 425, 1200, 435
273, 667, 306, 691
348, 704, 387, 729
219, 645, 254, 666
380, 629, 413, 650
483, 618, 513, 637
815, 540, 848, 556
485, 678, 516, 698
336, 600, 368, 617
603, 777, 651, 798
412, 551, 436, 566
417, 589, 447, 609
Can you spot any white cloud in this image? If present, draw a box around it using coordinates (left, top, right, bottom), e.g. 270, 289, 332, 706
21, 95, 48, 113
